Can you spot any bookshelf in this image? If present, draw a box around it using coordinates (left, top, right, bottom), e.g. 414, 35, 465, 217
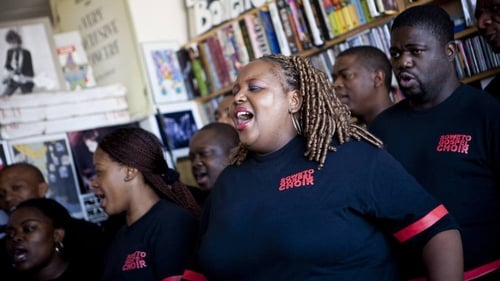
182, 0, 500, 107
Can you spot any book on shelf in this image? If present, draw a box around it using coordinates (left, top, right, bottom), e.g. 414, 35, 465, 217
288, 0, 314, 50
206, 35, 231, 87
364, 0, 382, 18
268, 2, 292, 55
322, 0, 343, 36
359, 0, 375, 22
238, 17, 256, 61
459, 0, 476, 27
243, 13, 271, 59
177, 44, 210, 97
258, 7, 283, 54
218, 25, 242, 82
350, 0, 367, 25
198, 41, 221, 91
302, 0, 326, 46
311, 0, 335, 40
276, 0, 303, 53
231, 21, 251, 67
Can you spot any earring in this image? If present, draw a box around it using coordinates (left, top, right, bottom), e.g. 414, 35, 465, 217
290, 112, 302, 135
55, 241, 64, 254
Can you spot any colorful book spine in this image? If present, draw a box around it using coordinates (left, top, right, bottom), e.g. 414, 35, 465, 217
217, 27, 239, 82
302, 0, 325, 46
259, 8, 282, 54
277, 0, 303, 53
198, 41, 221, 90
350, 0, 367, 25
288, 0, 313, 50
232, 21, 251, 67
312, 0, 335, 40
323, 0, 342, 36
268, 1, 292, 55
238, 18, 255, 61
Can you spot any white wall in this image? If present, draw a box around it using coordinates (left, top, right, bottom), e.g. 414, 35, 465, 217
127, 0, 189, 46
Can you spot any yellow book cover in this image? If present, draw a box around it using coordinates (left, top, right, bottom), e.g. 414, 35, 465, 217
347, 1, 360, 27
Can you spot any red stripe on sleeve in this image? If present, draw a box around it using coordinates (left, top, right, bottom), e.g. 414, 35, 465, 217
408, 258, 500, 281
394, 204, 448, 243
182, 270, 208, 281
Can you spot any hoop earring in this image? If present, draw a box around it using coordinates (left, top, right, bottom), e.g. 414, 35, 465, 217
55, 241, 64, 254
290, 112, 302, 135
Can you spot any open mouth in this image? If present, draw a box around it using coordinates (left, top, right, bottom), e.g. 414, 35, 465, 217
11, 247, 28, 264
234, 109, 254, 130
194, 172, 209, 186
398, 72, 416, 88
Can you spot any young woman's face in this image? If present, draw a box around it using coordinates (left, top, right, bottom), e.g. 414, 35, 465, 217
92, 148, 130, 216
5, 207, 63, 271
231, 60, 297, 155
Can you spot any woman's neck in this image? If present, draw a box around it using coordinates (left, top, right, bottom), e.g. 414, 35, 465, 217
34, 255, 69, 281
126, 184, 160, 225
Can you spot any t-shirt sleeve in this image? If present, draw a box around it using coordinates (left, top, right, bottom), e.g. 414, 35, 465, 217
366, 149, 459, 248
150, 207, 198, 280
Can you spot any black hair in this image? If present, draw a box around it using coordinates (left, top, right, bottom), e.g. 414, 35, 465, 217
5, 30, 22, 45
391, 5, 454, 46
98, 127, 201, 217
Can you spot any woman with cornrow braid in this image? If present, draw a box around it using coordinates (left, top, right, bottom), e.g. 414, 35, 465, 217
195, 54, 463, 281
91, 127, 200, 281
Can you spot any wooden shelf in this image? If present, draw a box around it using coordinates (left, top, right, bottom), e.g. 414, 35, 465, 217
461, 68, 500, 84
196, 85, 232, 103
455, 26, 478, 39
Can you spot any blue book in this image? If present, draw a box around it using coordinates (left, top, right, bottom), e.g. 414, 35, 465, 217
351, 0, 367, 25
259, 8, 281, 54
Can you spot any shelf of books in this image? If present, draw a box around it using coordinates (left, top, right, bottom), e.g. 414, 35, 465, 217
181, 0, 500, 109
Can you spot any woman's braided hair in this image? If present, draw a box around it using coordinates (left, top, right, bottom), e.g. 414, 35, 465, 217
231, 54, 383, 169
98, 127, 201, 217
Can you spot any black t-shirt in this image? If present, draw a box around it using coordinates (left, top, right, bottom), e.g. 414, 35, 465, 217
101, 200, 198, 281
199, 136, 457, 281
370, 84, 500, 277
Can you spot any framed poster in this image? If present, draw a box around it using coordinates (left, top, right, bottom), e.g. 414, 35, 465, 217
156, 101, 205, 159
0, 17, 65, 97
141, 41, 189, 104
7, 134, 85, 219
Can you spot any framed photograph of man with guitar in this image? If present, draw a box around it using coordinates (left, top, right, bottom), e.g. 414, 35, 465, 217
0, 17, 65, 97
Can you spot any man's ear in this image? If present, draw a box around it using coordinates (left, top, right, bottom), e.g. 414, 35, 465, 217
373, 69, 385, 88
445, 41, 457, 62
288, 89, 303, 114
37, 182, 49, 198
